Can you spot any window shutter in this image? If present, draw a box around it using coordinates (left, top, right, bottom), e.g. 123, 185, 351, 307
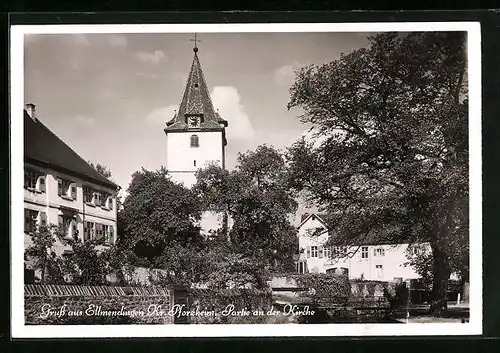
109, 225, 114, 243
72, 220, 79, 238
374, 248, 377, 256
108, 197, 113, 210
57, 179, 63, 196
96, 224, 103, 241
318, 245, 323, 258
58, 215, 63, 232
38, 175, 46, 192
306, 246, 311, 258
39, 212, 47, 226
71, 183, 77, 200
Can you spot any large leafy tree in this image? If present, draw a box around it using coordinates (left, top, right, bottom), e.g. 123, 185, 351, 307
286, 32, 468, 315
88, 161, 113, 179
194, 145, 298, 273
118, 167, 203, 264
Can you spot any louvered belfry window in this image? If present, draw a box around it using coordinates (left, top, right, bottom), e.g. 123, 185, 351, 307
190, 134, 199, 148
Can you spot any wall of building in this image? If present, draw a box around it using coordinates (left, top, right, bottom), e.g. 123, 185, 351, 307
24, 162, 118, 257
165, 131, 224, 188
297, 215, 423, 281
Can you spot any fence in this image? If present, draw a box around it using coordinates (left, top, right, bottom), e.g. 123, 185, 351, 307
24, 284, 173, 325
24, 284, 274, 325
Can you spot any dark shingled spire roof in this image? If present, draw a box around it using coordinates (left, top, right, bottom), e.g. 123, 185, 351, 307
24, 110, 118, 190
164, 48, 228, 134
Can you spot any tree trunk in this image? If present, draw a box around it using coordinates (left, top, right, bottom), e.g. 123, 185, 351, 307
41, 258, 47, 284
429, 240, 449, 316
222, 211, 229, 240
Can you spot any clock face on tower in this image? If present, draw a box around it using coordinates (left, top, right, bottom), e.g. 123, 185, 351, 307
187, 116, 200, 128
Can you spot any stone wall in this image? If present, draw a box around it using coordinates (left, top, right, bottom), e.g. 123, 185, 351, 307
25, 284, 173, 325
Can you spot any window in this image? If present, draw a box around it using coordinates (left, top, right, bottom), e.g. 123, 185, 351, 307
318, 245, 324, 258
58, 215, 77, 239
94, 192, 103, 207
108, 196, 114, 210
194, 160, 197, 167
297, 261, 307, 274
58, 178, 76, 200
190, 134, 199, 148
24, 169, 46, 192
361, 246, 369, 259
24, 170, 37, 189
84, 221, 95, 241
83, 187, 93, 203
95, 223, 104, 242
333, 246, 346, 256
324, 247, 331, 259
106, 225, 114, 244
310, 246, 318, 258
24, 209, 38, 233
306, 246, 311, 258
374, 247, 385, 257
102, 224, 109, 241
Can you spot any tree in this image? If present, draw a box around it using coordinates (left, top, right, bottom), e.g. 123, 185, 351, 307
88, 161, 113, 179
118, 167, 203, 265
25, 224, 59, 284
194, 145, 298, 273
88, 160, 123, 210
67, 240, 110, 285
286, 32, 468, 315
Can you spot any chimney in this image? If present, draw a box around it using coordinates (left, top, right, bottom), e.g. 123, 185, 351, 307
25, 103, 36, 120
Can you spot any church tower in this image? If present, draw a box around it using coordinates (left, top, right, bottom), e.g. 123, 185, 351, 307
164, 38, 228, 236
164, 40, 228, 188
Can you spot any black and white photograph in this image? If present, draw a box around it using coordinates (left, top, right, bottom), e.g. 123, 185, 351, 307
10, 22, 481, 337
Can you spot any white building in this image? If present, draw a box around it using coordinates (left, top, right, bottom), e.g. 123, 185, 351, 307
163, 45, 229, 235
296, 213, 425, 281
23, 104, 119, 260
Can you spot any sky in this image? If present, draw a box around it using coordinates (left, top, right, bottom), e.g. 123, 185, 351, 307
24, 32, 372, 210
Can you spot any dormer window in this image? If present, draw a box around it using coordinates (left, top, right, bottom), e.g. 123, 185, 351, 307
83, 186, 93, 203
190, 134, 199, 148
58, 177, 76, 201
24, 169, 46, 193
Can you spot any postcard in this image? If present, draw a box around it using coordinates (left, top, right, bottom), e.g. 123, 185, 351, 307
10, 20, 482, 337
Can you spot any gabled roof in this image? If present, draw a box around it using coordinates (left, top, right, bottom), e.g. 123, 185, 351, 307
24, 110, 118, 190
164, 48, 228, 133
298, 213, 329, 229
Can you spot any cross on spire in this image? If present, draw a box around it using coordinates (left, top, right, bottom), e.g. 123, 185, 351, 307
190, 33, 201, 52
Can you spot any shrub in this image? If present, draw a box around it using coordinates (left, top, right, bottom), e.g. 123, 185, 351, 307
295, 273, 350, 305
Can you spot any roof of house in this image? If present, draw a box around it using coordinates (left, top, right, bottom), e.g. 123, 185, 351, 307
164, 48, 228, 134
298, 212, 420, 246
298, 213, 329, 228
24, 110, 118, 190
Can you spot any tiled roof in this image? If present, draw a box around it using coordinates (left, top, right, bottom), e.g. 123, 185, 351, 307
24, 110, 118, 190
164, 49, 228, 133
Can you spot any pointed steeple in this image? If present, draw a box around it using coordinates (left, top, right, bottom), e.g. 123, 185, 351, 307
165, 45, 228, 133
